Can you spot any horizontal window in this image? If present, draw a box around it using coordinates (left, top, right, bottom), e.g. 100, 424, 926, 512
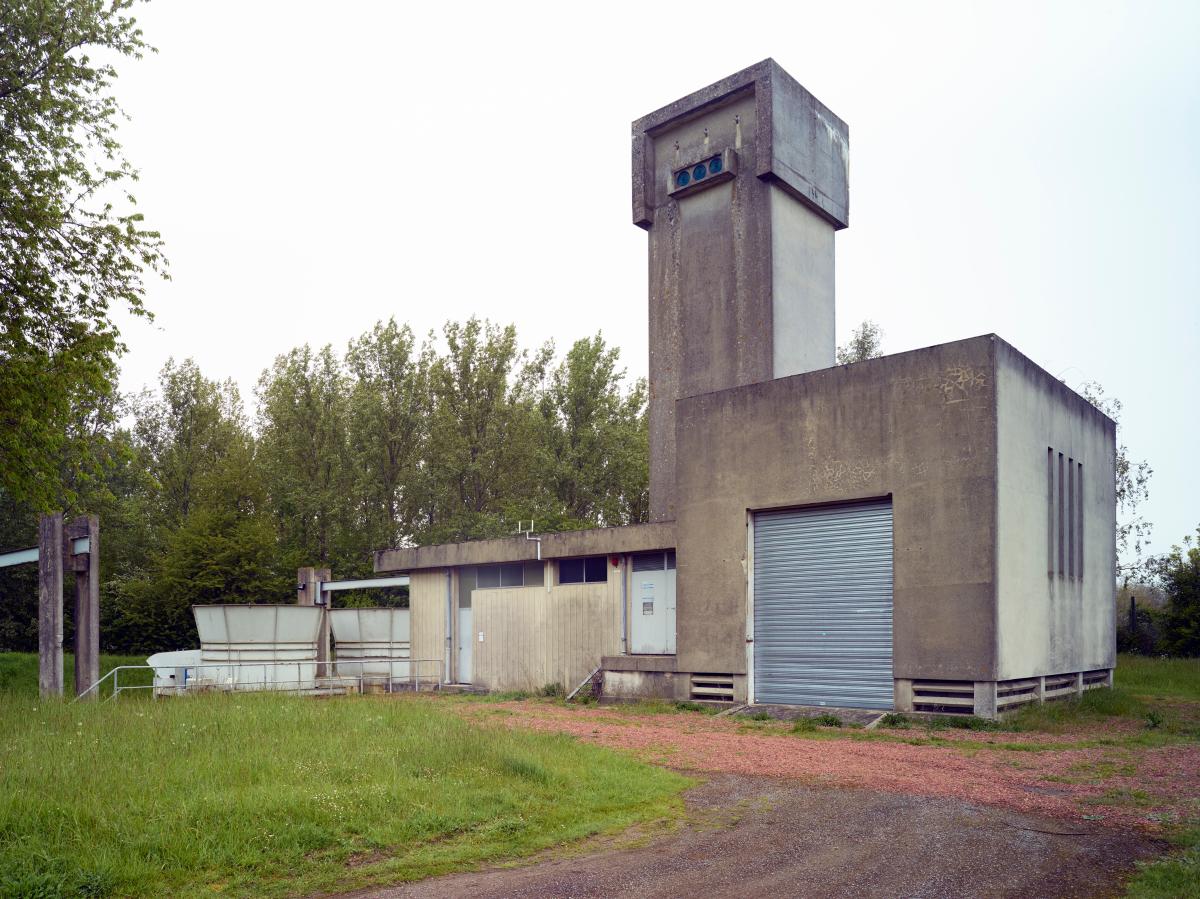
559, 556, 608, 584
470, 561, 543, 590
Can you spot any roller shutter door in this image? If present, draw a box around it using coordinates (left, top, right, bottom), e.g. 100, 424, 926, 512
753, 500, 894, 709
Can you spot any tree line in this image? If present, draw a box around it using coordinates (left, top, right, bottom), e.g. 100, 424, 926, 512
0, 318, 648, 654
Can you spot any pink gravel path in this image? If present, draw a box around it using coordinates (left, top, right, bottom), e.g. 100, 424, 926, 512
456, 701, 1200, 831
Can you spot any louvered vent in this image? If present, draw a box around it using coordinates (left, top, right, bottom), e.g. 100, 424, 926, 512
691, 673, 734, 702
996, 678, 1039, 711
911, 679, 974, 715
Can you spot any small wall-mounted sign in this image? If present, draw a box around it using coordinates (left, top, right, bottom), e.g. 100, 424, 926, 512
642, 601, 654, 615
478, 631, 484, 642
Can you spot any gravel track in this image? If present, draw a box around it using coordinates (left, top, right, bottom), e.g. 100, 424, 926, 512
341, 774, 1163, 899
459, 700, 1200, 830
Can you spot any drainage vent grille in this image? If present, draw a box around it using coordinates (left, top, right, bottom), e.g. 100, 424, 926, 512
1082, 669, 1110, 690
911, 680, 974, 715
691, 673, 734, 702
997, 678, 1040, 710
1044, 674, 1079, 699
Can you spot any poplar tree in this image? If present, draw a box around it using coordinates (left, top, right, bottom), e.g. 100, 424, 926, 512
1, 0, 166, 510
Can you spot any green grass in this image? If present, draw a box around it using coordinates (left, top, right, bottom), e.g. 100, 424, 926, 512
1115, 655, 1200, 700
0, 652, 152, 699
1125, 826, 1200, 898
0, 692, 687, 898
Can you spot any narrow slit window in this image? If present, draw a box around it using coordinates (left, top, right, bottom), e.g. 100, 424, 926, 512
1076, 462, 1084, 579
1068, 458, 1075, 578
1058, 452, 1065, 577
1047, 448, 1055, 577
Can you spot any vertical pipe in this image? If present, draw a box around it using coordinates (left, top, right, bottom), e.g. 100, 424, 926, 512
445, 570, 453, 685
38, 513, 64, 698
620, 554, 628, 654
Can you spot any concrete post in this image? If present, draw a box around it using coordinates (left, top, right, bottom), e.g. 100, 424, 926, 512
66, 515, 100, 699
894, 678, 914, 713
37, 513, 64, 698
297, 567, 332, 677
973, 680, 998, 719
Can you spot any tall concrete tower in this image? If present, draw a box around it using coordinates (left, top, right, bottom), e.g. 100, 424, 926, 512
632, 59, 849, 521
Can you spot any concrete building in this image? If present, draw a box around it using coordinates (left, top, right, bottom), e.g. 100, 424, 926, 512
374, 60, 1116, 717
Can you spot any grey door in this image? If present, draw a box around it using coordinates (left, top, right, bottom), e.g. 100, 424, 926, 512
753, 500, 894, 709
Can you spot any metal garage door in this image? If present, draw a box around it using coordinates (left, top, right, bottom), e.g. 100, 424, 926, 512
753, 500, 894, 709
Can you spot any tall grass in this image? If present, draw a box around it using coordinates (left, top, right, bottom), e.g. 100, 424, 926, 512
0, 653, 152, 699
0, 693, 686, 897
1115, 654, 1200, 700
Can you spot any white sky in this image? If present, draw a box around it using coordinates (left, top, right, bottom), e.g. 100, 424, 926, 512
110, 0, 1199, 557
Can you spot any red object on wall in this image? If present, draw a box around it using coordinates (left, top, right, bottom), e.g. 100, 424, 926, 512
610, 555, 620, 568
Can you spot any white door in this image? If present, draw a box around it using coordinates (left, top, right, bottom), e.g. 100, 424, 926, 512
457, 605, 472, 683
630, 552, 676, 654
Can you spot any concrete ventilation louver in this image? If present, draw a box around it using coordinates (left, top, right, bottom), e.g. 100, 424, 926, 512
996, 678, 1041, 711
911, 680, 976, 715
691, 673, 735, 702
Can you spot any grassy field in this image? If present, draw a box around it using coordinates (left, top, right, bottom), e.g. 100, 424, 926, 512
1112, 655, 1200, 898
1, 651, 1195, 897
0, 681, 686, 898
0, 652, 152, 699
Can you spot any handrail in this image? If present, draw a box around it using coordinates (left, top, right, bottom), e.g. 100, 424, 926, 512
75, 658, 446, 703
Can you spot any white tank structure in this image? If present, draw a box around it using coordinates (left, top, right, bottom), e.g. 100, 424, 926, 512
147, 649, 202, 696
192, 605, 323, 691
329, 607, 412, 689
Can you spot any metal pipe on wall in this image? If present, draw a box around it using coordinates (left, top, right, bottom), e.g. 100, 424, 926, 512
620, 554, 628, 653
444, 570, 453, 685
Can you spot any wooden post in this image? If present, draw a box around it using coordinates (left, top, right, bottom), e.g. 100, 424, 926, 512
66, 515, 100, 699
38, 513, 64, 698
297, 567, 333, 678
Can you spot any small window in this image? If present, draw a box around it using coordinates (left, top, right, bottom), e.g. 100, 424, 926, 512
585, 556, 608, 583
499, 562, 524, 587
559, 556, 608, 584
559, 558, 584, 583
523, 560, 545, 587
666, 550, 676, 570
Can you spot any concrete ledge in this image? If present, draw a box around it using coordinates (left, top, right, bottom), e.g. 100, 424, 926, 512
375, 522, 676, 572
602, 655, 678, 673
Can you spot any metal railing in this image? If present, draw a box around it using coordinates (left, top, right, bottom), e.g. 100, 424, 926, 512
76, 658, 446, 703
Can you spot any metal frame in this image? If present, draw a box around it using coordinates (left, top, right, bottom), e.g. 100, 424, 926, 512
77, 658, 446, 703
0, 537, 90, 569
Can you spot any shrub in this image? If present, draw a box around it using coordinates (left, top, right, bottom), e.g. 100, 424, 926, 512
1154, 527, 1200, 657
879, 712, 910, 728
813, 713, 843, 727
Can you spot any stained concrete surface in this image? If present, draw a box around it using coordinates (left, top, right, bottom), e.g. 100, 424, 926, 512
333, 775, 1162, 899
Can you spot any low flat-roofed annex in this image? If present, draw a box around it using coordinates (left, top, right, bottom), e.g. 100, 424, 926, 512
373, 521, 676, 574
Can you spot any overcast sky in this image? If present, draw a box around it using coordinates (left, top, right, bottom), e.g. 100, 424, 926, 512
108, 0, 1199, 559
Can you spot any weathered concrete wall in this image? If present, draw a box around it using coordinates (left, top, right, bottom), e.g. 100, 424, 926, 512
472, 580, 622, 693
994, 340, 1116, 679
674, 335, 1000, 682
374, 522, 675, 573
408, 570, 449, 683
771, 189, 835, 379
633, 59, 847, 523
